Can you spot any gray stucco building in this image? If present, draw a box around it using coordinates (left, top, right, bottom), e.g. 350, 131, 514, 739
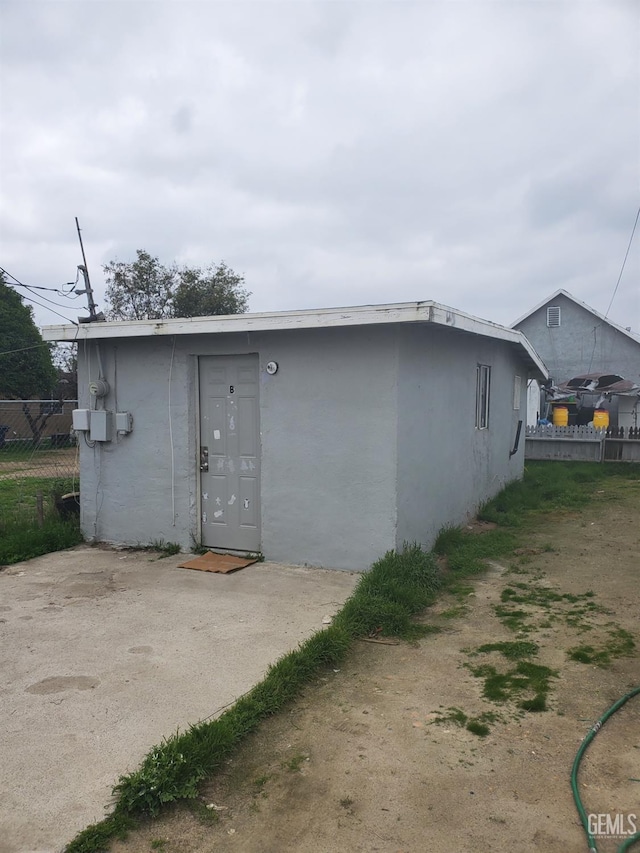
513, 289, 640, 386
44, 302, 546, 570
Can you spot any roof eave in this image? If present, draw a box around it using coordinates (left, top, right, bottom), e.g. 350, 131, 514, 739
42, 299, 548, 379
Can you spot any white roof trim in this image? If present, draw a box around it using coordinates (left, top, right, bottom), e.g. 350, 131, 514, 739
512, 289, 640, 344
42, 299, 548, 377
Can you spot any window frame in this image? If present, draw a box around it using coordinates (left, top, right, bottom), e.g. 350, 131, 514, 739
513, 375, 521, 411
476, 364, 491, 429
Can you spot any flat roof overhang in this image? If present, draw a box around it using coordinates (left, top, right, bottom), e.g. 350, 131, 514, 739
42, 300, 549, 380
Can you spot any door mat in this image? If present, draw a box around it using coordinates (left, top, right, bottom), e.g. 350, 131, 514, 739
178, 552, 258, 574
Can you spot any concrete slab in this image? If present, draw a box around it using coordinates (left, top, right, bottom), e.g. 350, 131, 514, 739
0, 545, 359, 853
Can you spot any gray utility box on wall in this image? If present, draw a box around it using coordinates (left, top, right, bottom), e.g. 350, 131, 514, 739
89, 410, 112, 442
72, 409, 91, 431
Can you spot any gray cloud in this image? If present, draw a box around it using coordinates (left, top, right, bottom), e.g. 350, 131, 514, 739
1, 0, 637, 335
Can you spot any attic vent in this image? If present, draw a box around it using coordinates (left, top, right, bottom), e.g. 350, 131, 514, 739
547, 306, 561, 327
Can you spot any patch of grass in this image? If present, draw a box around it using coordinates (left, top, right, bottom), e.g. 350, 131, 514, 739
0, 475, 83, 566
567, 627, 635, 667
0, 475, 75, 518
334, 543, 442, 641
466, 720, 490, 737
493, 605, 533, 634
438, 605, 468, 620
467, 660, 558, 707
0, 516, 83, 566
150, 840, 167, 850
519, 694, 547, 712
437, 528, 518, 577
61, 812, 136, 853
433, 707, 468, 727
494, 583, 605, 635
339, 796, 354, 809
478, 461, 639, 526
473, 641, 539, 660
446, 581, 475, 600
185, 799, 220, 825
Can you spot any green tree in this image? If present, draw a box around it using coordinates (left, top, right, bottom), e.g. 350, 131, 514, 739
172, 262, 249, 318
104, 250, 176, 320
103, 251, 250, 320
0, 274, 56, 399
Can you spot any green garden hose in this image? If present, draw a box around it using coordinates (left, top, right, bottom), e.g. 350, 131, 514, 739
571, 686, 640, 853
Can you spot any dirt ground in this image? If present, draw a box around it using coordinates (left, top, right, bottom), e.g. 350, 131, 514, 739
111, 477, 640, 853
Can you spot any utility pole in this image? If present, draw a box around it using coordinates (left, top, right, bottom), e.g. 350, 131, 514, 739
75, 217, 102, 322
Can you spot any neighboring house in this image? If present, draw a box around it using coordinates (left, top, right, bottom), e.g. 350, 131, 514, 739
512, 289, 640, 385
43, 301, 547, 570
512, 290, 640, 428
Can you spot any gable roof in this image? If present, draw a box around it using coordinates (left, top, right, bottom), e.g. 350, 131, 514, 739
42, 299, 548, 378
511, 289, 640, 346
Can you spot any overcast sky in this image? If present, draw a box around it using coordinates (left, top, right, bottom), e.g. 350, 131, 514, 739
1, 0, 638, 335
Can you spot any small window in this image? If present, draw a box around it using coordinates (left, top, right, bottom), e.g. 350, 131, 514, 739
513, 375, 521, 410
547, 306, 561, 327
476, 365, 491, 429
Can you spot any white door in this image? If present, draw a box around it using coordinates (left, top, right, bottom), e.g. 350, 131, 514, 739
199, 355, 260, 551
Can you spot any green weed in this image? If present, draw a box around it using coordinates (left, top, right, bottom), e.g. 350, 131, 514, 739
150, 541, 181, 557
472, 641, 539, 660
433, 707, 468, 727
185, 799, 220, 825
467, 660, 557, 706
466, 720, 490, 737
567, 628, 635, 667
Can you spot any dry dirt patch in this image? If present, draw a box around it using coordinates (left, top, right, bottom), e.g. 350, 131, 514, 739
112, 480, 640, 853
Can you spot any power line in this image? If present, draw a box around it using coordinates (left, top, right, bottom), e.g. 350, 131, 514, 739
0, 266, 81, 300
0, 342, 53, 357
605, 204, 640, 319
21, 284, 82, 311
1, 267, 79, 324
10, 287, 79, 325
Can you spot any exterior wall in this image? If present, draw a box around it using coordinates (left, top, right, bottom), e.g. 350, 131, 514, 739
75, 322, 531, 570
515, 293, 640, 385
395, 326, 527, 550
257, 326, 398, 569
75, 337, 199, 547
76, 326, 398, 570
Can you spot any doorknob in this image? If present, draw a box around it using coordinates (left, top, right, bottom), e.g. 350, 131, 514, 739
200, 447, 209, 472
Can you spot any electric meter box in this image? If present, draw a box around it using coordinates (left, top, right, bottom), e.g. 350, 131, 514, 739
72, 409, 91, 431
115, 412, 133, 433
90, 410, 113, 442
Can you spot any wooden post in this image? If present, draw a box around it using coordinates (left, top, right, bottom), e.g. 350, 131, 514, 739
36, 491, 44, 528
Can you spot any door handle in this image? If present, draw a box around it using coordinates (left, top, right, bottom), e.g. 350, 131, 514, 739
200, 446, 209, 472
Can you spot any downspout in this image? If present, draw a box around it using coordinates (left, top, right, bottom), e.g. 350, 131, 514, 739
509, 420, 523, 458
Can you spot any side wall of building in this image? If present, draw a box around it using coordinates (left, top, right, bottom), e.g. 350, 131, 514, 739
395, 326, 527, 550
76, 326, 398, 570
515, 294, 640, 385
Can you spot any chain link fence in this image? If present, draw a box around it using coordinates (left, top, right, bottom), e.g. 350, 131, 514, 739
0, 400, 80, 525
